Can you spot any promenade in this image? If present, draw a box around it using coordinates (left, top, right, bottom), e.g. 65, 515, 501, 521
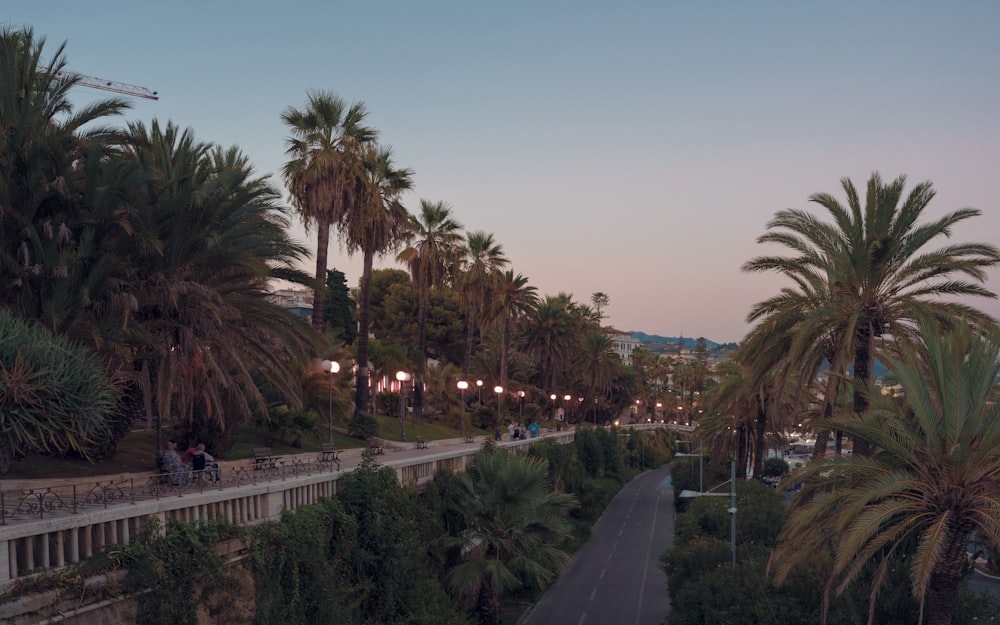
0, 430, 574, 586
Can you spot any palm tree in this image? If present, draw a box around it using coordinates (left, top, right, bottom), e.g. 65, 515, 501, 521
0, 26, 133, 341
281, 92, 376, 333
446, 446, 577, 625
745, 172, 1000, 455
769, 318, 1000, 625
492, 270, 538, 402
124, 121, 319, 444
456, 231, 509, 379
397, 200, 463, 423
577, 328, 623, 424
522, 295, 576, 402
341, 145, 413, 415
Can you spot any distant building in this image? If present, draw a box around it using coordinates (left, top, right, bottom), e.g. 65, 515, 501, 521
608, 328, 640, 366
272, 288, 313, 320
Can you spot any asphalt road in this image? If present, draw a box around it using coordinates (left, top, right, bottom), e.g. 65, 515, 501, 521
523, 465, 675, 625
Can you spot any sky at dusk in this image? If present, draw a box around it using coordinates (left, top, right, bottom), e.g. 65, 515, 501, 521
8, 1, 1000, 343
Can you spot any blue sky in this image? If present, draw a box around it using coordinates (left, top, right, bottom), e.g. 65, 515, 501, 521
8, 1, 1000, 342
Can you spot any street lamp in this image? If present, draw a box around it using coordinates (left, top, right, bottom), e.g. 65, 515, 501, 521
563, 394, 572, 423
494, 385, 504, 419
476, 379, 484, 404
396, 371, 411, 441
457, 380, 469, 437
550, 393, 557, 423
518, 390, 525, 420
321, 359, 341, 444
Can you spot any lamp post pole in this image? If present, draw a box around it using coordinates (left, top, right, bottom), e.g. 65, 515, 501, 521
563, 394, 571, 423
396, 371, 410, 441
518, 390, 525, 421
494, 385, 504, 420
476, 379, 483, 404
321, 360, 340, 444
550, 393, 557, 424
676, 438, 703, 494
457, 380, 469, 438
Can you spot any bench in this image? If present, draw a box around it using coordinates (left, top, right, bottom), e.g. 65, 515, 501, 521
415, 436, 428, 449
369, 440, 385, 455
321, 442, 341, 468
253, 447, 276, 470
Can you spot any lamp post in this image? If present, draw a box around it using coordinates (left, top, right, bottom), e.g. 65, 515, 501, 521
494, 385, 504, 419
518, 390, 525, 421
549, 393, 557, 425
675, 438, 703, 495
396, 371, 410, 441
457, 380, 469, 438
563, 394, 572, 423
476, 379, 483, 404
321, 359, 341, 444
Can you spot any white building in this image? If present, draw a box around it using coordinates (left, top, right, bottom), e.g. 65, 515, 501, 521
608, 328, 640, 366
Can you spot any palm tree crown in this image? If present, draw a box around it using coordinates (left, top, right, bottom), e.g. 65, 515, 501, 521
770, 318, 1000, 625
281, 92, 377, 332
744, 172, 1000, 455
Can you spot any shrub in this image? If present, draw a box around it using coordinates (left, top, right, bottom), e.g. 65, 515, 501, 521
348, 411, 379, 440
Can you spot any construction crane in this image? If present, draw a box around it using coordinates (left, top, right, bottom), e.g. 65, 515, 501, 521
44, 67, 159, 101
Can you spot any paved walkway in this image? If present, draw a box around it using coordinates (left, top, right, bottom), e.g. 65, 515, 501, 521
0, 432, 559, 528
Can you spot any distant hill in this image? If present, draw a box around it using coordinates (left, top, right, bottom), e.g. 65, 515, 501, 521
628, 333, 732, 353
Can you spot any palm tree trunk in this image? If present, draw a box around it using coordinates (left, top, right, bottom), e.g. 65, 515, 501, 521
477, 579, 501, 625
414, 287, 428, 424
925, 528, 973, 625
752, 402, 767, 478
852, 320, 875, 456
812, 373, 840, 461
355, 250, 374, 415
311, 218, 331, 334
500, 314, 510, 398
462, 298, 476, 378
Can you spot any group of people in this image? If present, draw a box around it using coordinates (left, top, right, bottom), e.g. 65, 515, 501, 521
505, 421, 541, 441
160, 440, 219, 486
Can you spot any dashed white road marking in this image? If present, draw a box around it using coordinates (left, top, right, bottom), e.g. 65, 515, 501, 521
590, 587, 597, 601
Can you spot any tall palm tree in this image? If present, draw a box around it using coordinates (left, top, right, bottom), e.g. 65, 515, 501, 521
456, 231, 509, 379
492, 270, 538, 401
446, 446, 576, 625
745, 172, 1000, 455
397, 200, 463, 423
341, 145, 413, 415
281, 92, 376, 333
769, 318, 1000, 625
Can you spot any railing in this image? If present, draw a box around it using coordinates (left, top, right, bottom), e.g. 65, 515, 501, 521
0, 430, 582, 585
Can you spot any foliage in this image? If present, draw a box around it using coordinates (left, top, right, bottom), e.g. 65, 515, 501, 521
444, 445, 576, 625
124, 518, 239, 625
471, 404, 497, 431
324, 268, 357, 344
0, 311, 120, 472
347, 410, 378, 440
249, 497, 356, 624
262, 406, 320, 447
761, 456, 789, 478
770, 318, 1000, 625
337, 459, 466, 624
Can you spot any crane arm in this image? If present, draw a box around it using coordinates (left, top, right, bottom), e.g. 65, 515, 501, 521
45, 67, 159, 101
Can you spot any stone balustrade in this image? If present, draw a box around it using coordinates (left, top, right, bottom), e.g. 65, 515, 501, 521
0, 430, 579, 587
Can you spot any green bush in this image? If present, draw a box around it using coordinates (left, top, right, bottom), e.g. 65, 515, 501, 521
348, 411, 379, 440
762, 456, 790, 478
0, 311, 121, 472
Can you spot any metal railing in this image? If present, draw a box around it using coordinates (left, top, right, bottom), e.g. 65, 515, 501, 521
0, 456, 341, 526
